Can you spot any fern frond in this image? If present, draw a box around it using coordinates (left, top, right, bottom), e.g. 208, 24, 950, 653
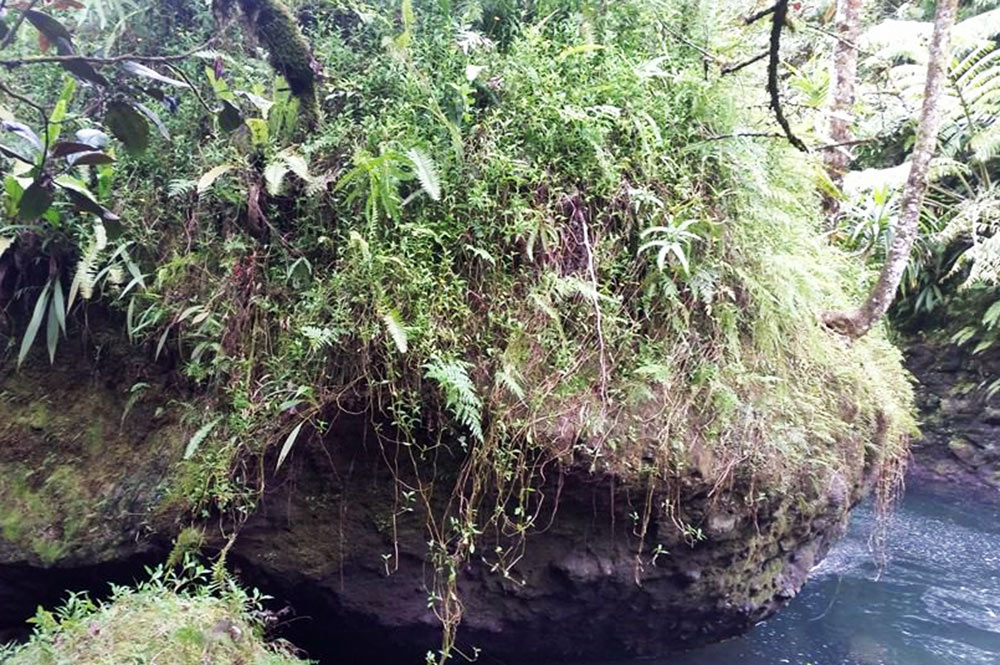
381, 309, 408, 354
406, 148, 441, 201
425, 357, 483, 442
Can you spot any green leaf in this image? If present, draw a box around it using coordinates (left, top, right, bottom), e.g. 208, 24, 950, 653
75, 128, 110, 150
18, 180, 54, 220
275, 421, 305, 472
18, 281, 52, 368
246, 117, 268, 146
382, 309, 408, 354
197, 164, 233, 195
62, 58, 110, 88
2, 121, 43, 154
134, 102, 170, 140
68, 151, 115, 166
55, 178, 119, 220
406, 148, 440, 201
121, 61, 190, 88
105, 102, 149, 154
46, 291, 60, 363
184, 417, 222, 460
52, 278, 66, 334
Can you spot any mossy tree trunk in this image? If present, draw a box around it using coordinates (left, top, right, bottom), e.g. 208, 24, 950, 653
216, 0, 321, 129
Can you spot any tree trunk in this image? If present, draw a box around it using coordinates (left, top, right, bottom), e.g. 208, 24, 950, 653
822, 0, 958, 339
822, 0, 864, 229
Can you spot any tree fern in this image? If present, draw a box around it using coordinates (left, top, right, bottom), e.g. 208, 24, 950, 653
425, 357, 483, 442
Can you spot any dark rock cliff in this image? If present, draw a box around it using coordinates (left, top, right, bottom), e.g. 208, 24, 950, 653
0, 346, 888, 663
905, 337, 1000, 498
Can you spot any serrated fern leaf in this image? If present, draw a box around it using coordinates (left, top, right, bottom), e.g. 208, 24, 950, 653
407, 148, 441, 201
425, 357, 483, 442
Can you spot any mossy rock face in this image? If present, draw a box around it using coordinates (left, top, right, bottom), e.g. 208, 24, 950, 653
0, 340, 185, 567
228, 414, 869, 664
906, 339, 1000, 496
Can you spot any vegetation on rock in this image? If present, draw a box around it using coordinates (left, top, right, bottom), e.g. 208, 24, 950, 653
0, 558, 308, 665
15, 0, 999, 660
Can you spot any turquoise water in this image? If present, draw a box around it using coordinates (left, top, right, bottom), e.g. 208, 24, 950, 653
600, 487, 1000, 665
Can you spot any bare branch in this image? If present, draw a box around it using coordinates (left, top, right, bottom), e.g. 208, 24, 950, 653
745, 3, 778, 25
721, 51, 768, 76
767, 0, 809, 153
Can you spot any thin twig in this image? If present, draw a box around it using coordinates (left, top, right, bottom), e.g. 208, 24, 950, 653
663, 26, 722, 65
805, 24, 873, 58
721, 51, 768, 75
0, 32, 223, 68
767, 0, 809, 152
745, 3, 778, 25
703, 131, 786, 142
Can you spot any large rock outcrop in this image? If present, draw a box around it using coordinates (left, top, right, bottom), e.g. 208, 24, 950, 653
905, 337, 1000, 496
0, 343, 887, 663
0, 337, 184, 640
229, 416, 868, 664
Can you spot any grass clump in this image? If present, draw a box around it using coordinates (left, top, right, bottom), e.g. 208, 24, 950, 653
0, 558, 308, 665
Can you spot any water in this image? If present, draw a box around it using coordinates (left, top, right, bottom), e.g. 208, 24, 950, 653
602, 486, 1000, 665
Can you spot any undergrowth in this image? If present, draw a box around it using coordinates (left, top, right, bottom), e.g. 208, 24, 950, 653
0, 556, 308, 665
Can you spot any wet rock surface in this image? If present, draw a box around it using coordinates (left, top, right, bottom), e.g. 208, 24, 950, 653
905, 338, 1000, 499
230, 418, 865, 664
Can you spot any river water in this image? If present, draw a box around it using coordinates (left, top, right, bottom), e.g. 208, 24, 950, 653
597, 486, 1000, 665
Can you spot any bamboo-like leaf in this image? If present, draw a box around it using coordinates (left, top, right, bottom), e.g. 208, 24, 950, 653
52, 278, 66, 334
121, 61, 190, 88
0, 236, 12, 259
197, 164, 233, 195
406, 148, 440, 201
275, 421, 305, 472
18, 281, 52, 368
46, 292, 60, 362
184, 417, 222, 460
382, 309, 408, 353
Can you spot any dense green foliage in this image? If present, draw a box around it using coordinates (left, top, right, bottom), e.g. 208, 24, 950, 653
0, 0, 919, 658
0, 558, 307, 665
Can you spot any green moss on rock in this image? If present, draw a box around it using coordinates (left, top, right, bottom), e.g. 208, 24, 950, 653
0, 345, 186, 567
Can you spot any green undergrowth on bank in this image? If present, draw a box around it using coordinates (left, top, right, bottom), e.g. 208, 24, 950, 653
0, 558, 308, 665
0, 0, 915, 658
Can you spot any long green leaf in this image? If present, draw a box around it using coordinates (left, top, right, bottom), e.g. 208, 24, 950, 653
46, 292, 59, 363
184, 417, 222, 460
18, 281, 52, 368
275, 421, 305, 472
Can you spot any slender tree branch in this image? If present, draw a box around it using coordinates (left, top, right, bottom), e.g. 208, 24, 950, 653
822, 0, 958, 339
0, 32, 223, 68
721, 51, 768, 76
745, 3, 778, 25
767, 0, 809, 152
